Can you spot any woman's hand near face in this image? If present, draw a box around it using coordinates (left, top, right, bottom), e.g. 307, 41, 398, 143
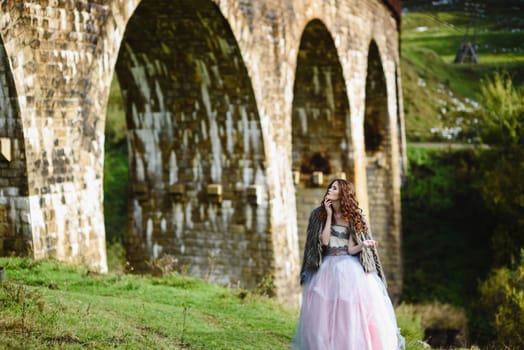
324, 198, 332, 216
320, 197, 333, 246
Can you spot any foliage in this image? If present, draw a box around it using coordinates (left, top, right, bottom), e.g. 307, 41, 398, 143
470, 72, 524, 266
104, 74, 129, 244
396, 302, 471, 349
403, 72, 524, 347
475, 145, 524, 266
105, 76, 127, 145
411, 302, 467, 331
465, 73, 524, 348
395, 304, 425, 347
469, 251, 524, 349
401, 145, 494, 306
474, 71, 524, 146
251, 274, 276, 297
402, 72, 524, 302
103, 142, 129, 243
106, 239, 127, 273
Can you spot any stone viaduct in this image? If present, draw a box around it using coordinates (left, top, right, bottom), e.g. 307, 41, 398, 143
0, 0, 405, 305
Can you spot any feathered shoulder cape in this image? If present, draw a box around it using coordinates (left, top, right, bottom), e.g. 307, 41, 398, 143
299, 206, 387, 287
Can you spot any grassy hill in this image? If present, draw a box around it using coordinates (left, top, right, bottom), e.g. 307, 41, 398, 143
0, 257, 298, 349
400, 0, 524, 141
0, 257, 432, 349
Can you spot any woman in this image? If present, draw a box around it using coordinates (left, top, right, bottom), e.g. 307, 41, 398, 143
291, 179, 404, 350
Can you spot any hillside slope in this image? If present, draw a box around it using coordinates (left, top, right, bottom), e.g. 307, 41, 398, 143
0, 257, 297, 349
400, 0, 524, 141
0, 257, 430, 349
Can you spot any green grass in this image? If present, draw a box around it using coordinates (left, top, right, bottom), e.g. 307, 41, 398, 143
0, 257, 298, 349
400, 7, 524, 141
0, 257, 428, 349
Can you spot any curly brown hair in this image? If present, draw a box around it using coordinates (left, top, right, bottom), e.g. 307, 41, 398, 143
318, 179, 368, 234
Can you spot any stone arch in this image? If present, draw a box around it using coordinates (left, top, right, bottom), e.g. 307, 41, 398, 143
115, 0, 269, 288
0, 36, 30, 257
292, 19, 352, 254
364, 39, 398, 290
364, 41, 388, 155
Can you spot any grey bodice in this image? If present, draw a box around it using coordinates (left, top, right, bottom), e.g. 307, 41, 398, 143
329, 224, 350, 248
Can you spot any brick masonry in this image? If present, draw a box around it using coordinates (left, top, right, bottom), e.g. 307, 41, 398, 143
0, 0, 404, 305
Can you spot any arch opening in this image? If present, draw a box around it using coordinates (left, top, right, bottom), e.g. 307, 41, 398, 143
104, 76, 129, 251
364, 42, 388, 154
364, 40, 399, 295
291, 19, 352, 255
110, 0, 269, 288
0, 37, 30, 258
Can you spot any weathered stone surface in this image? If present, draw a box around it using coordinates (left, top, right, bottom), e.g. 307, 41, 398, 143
0, 0, 404, 305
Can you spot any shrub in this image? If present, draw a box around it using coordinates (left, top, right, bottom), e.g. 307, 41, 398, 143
397, 302, 467, 348
395, 304, 424, 342
471, 72, 524, 266
106, 239, 127, 273
475, 71, 523, 147
103, 142, 129, 244
470, 251, 524, 349
401, 146, 493, 305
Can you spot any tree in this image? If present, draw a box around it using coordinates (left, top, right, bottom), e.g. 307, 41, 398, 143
474, 71, 524, 266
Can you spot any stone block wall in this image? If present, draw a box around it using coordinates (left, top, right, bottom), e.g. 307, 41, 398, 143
0, 37, 30, 256
116, 0, 271, 290
0, 0, 403, 305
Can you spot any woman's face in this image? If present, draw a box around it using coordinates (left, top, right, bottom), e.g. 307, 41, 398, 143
325, 181, 341, 202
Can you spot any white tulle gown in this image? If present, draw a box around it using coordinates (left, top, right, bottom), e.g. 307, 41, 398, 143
291, 225, 403, 350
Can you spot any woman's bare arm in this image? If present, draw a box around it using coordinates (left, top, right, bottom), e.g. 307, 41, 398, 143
348, 235, 377, 255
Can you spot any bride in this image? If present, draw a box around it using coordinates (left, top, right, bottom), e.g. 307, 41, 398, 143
291, 179, 404, 350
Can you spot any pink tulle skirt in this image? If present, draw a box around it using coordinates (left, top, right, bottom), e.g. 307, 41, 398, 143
291, 254, 400, 350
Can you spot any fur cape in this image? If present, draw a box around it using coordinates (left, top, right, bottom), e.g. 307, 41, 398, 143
299, 206, 387, 287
